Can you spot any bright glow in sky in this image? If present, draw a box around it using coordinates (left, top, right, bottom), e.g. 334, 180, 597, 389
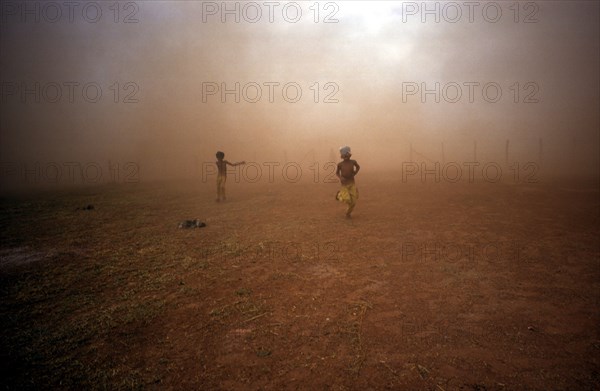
339, 1, 401, 35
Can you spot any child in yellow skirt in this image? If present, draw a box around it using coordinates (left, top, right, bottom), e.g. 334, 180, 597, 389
335, 146, 360, 218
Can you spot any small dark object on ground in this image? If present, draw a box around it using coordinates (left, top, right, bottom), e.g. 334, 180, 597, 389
178, 219, 206, 229
76, 204, 94, 211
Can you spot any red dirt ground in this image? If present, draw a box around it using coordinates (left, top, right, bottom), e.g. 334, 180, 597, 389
1, 174, 599, 390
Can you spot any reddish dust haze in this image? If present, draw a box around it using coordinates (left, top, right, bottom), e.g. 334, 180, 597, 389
0, 1, 598, 188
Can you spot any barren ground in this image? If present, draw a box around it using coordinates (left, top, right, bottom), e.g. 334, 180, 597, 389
1, 174, 599, 390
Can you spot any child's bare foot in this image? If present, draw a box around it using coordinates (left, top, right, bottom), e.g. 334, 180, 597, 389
345, 214, 352, 219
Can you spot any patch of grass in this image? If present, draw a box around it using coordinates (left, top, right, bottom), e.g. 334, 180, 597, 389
235, 287, 252, 296
256, 348, 272, 357
268, 271, 302, 280
210, 304, 233, 319
235, 299, 265, 316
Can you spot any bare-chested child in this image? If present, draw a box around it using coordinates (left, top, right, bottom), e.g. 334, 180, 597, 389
215, 151, 245, 202
335, 146, 360, 218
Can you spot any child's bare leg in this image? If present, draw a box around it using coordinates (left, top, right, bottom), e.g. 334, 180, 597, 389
346, 199, 355, 217
216, 177, 226, 201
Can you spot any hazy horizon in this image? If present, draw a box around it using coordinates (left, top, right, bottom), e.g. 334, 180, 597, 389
1, 1, 598, 188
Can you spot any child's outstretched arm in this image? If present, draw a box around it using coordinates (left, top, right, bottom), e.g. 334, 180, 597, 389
226, 160, 246, 166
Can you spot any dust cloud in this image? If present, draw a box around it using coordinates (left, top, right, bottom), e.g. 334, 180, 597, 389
1, 1, 598, 189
